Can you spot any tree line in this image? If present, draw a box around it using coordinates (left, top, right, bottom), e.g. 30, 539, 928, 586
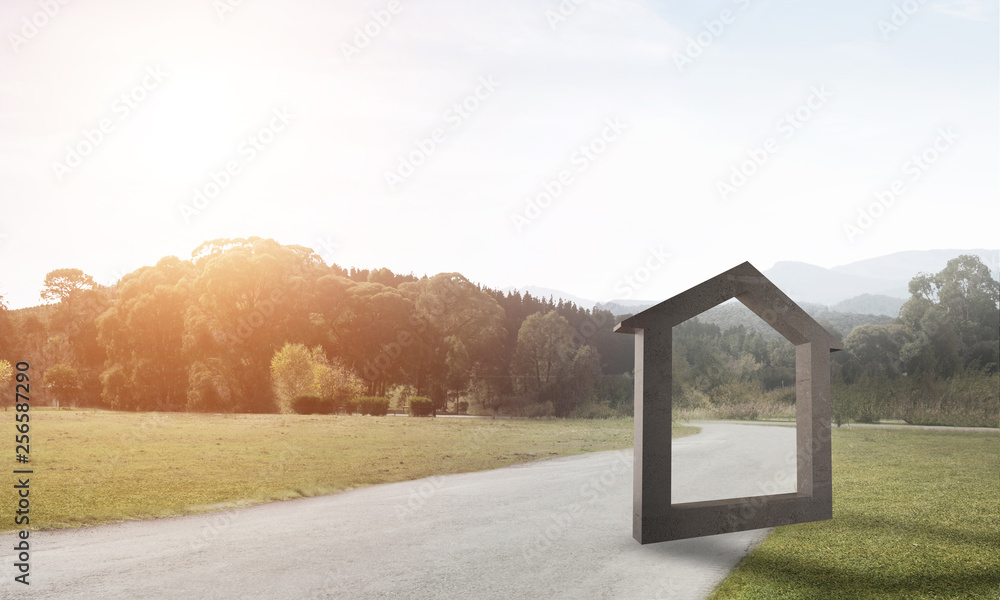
667, 254, 998, 426
0, 237, 631, 416
0, 241, 996, 425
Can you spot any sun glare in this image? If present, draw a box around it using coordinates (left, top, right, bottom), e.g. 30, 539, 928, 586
125, 70, 246, 179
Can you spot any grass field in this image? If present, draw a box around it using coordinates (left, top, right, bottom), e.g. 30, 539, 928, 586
711, 427, 1000, 600
2, 409, 697, 532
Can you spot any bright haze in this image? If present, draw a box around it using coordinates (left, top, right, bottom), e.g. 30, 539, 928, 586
0, 0, 996, 309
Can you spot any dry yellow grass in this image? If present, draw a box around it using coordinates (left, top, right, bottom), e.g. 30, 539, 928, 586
2, 409, 697, 531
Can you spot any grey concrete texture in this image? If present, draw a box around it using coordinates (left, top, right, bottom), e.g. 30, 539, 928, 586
615, 262, 839, 544
3, 423, 794, 600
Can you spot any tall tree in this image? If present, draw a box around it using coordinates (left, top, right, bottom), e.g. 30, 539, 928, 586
399, 273, 505, 406
899, 301, 962, 376
325, 281, 413, 395
97, 256, 194, 410
183, 238, 326, 412
45, 363, 79, 407
900, 255, 999, 374
843, 324, 911, 379
40, 269, 96, 304
511, 310, 575, 395
0, 296, 15, 362
509, 310, 603, 416
0, 359, 12, 410
39, 270, 110, 406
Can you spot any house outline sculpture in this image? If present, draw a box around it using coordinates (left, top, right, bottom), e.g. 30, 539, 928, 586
614, 261, 841, 544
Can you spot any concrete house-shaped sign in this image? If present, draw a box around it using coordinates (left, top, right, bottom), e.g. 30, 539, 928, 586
614, 261, 841, 543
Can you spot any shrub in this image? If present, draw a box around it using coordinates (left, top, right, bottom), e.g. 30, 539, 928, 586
314, 355, 366, 409
319, 397, 340, 415
709, 380, 762, 405
855, 379, 890, 423
719, 403, 761, 421
409, 396, 435, 417
676, 388, 711, 410
46, 363, 79, 408
271, 344, 315, 410
897, 369, 999, 427
358, 397, 389, 416
342, 399, 358, 415
523, 400, 555, 418
571, 401, 618, 419
386, 384, 416, 412
769, 387, 796, 405
500, 394, 531, 417
832, 385, 854, 427
456, 401, 469, 415
291, 395, 326, 415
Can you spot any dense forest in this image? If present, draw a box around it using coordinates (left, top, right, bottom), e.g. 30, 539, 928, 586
0, 239, 996, 425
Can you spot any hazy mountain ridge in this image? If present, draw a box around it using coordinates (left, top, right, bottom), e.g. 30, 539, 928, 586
594, 300, 657, 315
761, 261, 908, 306
695, 300, 893, 341
574, 299, 892, 341
831, 249, 999, 280
509, 249, 998, 318
763, 249, 998, 306
832, 294, 905, 318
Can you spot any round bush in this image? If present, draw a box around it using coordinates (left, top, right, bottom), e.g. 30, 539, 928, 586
291, 395, 325, 415
409, 396, 435, 417
358, 397, 389, 416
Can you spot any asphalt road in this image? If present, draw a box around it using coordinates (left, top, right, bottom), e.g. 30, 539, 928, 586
3, 422, 798, 600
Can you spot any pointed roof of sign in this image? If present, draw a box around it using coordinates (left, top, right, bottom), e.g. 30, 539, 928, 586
613, 261, 842, 351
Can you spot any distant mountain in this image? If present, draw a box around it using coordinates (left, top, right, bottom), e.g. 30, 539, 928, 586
832, 294, 905, 318
506, 249, 998, 319
762, 261, 909, 306
763, 249, 998, 306
595, 299, 657, 315
692, 299, 893, 341
831, 249, 999, 281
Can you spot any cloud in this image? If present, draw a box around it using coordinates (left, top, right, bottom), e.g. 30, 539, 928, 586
931, 0, 992, 21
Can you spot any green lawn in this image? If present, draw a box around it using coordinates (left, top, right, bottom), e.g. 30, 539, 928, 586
711, 427, 1000, 600
3, 409, 697, 531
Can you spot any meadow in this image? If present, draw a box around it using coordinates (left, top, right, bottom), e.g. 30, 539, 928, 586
711, 427, 1000, 600
2, 409, 696, 531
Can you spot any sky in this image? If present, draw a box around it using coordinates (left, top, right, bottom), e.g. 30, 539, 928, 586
0, 0, 997, 310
